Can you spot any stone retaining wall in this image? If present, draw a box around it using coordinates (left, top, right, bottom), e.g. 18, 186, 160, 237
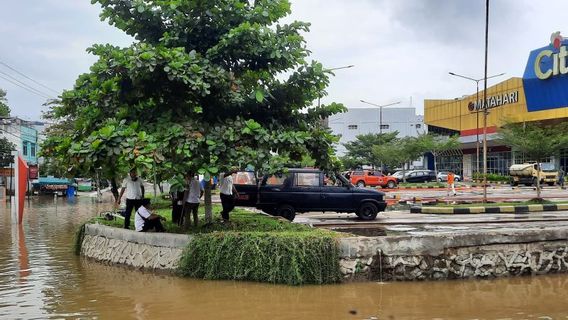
81, 223, 568, 282
339, 227, 568, 281
81, 224, 191, 271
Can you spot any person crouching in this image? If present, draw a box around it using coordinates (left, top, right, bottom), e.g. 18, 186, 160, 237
135, 198, 166, 232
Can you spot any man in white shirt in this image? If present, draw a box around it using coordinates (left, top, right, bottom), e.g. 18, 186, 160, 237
182, 172, 203, 228
219, 168, 240, 221
116, 169, 145, 229
135, 199, 166, 232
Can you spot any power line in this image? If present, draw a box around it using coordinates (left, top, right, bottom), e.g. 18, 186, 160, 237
0, 69, 54, 99
0, 60, 59, 95
0, 73, 51, 100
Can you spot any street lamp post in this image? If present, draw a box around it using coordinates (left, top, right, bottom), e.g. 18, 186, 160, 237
482, 0, 490, 203
359, 100, 402, 134
317, 64, 355, 108
448, 72, 505, 179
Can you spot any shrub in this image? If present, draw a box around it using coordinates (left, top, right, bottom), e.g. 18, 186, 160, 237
473, 172, 510, 182
179, 231, 342, 285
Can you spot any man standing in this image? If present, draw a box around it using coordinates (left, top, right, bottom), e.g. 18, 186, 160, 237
219, 168, 239, 222
182, 172, 203, 228
116, 168, 145, 229
447, 171, 456, 196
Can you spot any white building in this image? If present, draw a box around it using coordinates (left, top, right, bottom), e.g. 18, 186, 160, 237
329, 107, 426, 155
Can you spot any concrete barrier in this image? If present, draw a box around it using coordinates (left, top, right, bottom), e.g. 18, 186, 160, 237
81, 223, 568, 282
410, 203, 568, 214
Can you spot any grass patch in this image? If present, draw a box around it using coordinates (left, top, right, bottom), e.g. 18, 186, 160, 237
399, 182, 447, 187
86, 203, 342, 285
91, 204, 318, 234
178, 231, 342, 285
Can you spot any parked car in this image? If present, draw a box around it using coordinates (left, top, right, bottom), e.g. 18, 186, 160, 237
391, 171, 404, 180
437, 171, 462, 182
349, 170, 398, 188
233, 168, 387, 221
399, 170, 437, 183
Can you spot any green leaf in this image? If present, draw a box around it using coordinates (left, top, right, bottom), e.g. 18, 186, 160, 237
137, 5, 145, 13
255, 90, 264, 103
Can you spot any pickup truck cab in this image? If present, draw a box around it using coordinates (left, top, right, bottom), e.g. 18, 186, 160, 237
233, 168, 387, 221
350, 170, 398, 188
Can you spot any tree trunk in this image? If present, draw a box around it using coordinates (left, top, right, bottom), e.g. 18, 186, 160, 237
433, 153, 438, 179
204, 180, 213, 224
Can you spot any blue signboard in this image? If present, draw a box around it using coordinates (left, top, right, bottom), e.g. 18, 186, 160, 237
523, 34, 568, 112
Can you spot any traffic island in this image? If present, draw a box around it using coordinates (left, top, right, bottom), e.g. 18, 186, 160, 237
78, 218, 568, 283
410, 203, 568, 214
76, 208, 344, 285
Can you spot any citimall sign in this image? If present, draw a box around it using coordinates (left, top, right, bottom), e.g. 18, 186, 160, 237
468, 91, 519, 112
522, 32, 568, 113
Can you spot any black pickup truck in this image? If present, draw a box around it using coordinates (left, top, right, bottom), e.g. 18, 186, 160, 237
233, 168, 387, 221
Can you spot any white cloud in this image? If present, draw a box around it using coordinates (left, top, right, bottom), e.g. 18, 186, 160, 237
2, 0, 568, 120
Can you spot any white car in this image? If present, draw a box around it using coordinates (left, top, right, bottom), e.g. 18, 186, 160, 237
437, 171, 461, 182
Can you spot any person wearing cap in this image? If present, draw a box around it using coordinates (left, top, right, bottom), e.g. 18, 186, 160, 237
116, 168, 145, 229
135, 199, 166, 232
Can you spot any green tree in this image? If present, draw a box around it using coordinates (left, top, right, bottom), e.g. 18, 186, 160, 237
42, 0, 345, 226
0, 89, 10, 117
0, 137, 15, 167
498, 121, 568, 199
416, 133, 460, 178
343, 132, 398, 169
371, 136, 428, 183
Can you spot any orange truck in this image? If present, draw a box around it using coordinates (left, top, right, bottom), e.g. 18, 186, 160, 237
350, 170, 398, 189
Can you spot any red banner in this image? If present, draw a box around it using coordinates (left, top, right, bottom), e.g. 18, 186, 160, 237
17, 156, 28, 225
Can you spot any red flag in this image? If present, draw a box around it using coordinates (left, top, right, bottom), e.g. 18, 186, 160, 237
17, 156, 28, 225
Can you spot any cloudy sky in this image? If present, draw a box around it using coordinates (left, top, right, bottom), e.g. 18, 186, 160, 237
1, 0, 567, 121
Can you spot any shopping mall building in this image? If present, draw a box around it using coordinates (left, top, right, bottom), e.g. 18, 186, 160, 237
424, 33, 568, 179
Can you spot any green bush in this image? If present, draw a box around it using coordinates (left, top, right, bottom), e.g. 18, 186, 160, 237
472, 172, 510, 182
178, 231, 342, 285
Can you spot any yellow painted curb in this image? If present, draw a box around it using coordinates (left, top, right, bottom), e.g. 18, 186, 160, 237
422, 207, 455, 214
499, 206, 516, 213
528, 205, 544, 212
468, 207, 485, 214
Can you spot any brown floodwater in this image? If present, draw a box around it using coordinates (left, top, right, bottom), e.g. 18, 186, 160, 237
1, 195, 568, 319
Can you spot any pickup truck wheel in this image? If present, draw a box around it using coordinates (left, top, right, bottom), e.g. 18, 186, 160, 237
387, 180, 396, 189
357, 203, 378, 221
277, 204, 296, 221
356, 181, 365, 188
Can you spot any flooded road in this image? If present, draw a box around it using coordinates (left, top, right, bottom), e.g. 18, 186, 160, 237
1, 196, 568, 319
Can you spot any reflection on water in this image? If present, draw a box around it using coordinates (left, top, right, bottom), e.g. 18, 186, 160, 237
1, 196, 568, 319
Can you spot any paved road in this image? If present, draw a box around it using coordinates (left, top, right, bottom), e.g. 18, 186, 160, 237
383, 185, 568, 203
294, 207, 568, 236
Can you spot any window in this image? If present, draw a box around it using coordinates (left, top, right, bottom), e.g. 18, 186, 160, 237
233, 172, 256, 185
265, 174, 289, 186
380, 124, 389, 129
347, 125, 358, 130
295, 173, 320, 187
352, 171, 364, 176
416, 124, 422, 129
31, 144, 36, 157
23, 143, 28, 156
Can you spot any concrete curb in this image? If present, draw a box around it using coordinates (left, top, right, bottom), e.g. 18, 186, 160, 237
410, 203, 568, 214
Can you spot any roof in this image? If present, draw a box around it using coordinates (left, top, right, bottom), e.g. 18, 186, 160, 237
33, 177, 73, 185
